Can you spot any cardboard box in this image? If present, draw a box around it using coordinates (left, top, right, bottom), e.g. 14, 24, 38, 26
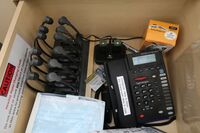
0, 0, 199, 133
142, 20, 179, 52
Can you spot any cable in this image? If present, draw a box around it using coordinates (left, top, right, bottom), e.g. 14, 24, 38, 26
38, 78, 47, 84
30, 66, 48, 75
117, 36, 143, 40
38, 55, 48, 64
26, 81, 44, 92
85, 34, 101, 39
30, 54, 48, 65
82, 35, 142, 42
42, 39, 53, 49
35, 39, 52, 58
94, 87, 102, 99
83, 35, 112, 42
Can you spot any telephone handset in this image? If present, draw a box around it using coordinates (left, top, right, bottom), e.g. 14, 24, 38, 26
105, 50, 175, 128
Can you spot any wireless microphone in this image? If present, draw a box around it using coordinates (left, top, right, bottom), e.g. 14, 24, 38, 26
46, 72, 62, 82
54, 32, 74, 45
48, 59, 62, 69
56, 25, 75, 40
58, 16, 80, 34
53, 46, 69, 56
47, 71, 77, 81
27, 72, 40, 80
53, 46, 80, 62
48, 59, 79, 72
32, 48, 42, 56
37, 32, 47, 40
31, 57, 43, 66
58, 16, 71, 25
39, 25, 49, 34
43, 16, 54, 25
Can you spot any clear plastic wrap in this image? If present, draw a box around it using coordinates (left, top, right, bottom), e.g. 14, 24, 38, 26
174, 40, 200, 133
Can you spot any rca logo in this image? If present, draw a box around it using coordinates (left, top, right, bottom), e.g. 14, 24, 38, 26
0, 63, 15, 96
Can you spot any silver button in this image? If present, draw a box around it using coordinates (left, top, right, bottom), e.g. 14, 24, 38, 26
161, 80, 168, 83
136, 96, 141, 100
158, 110, 164, 114
168, 111, 174, 115
162, 83, 168, 87
160, 73, 166, 76
159, 69, 164, 73
161, 77, 167, 80
142, 90, 147, 93
152, 75, 156, 78
166, 107, 173, 110
143, 95, 148, 99
135, 91, 140, 95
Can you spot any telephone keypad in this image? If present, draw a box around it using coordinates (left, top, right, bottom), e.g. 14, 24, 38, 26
141, 84, 146, 88
137, 102, 141, 106
134, 85, 139, 89
148, 88, 153, 92
147, 83, 152, 87
136, 96, 141, 100
142, 90, 147, 94
135, 91, 140, 95
131, 66, 174, 119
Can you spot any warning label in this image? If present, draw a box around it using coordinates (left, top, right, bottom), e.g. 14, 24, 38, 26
0, 34, 31, 133
116, 76, 131, 116
0, 63, 16, 96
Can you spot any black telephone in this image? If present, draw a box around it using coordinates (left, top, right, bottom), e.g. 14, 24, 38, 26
104, 50, 175, 128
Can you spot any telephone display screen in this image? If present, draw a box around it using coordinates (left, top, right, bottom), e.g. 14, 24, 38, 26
132, 54, 156, 65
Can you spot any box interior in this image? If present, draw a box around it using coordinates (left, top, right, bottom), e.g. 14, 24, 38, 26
1, 0, 200, 132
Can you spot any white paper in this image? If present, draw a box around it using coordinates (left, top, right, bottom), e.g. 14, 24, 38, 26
0, 34, 31, 133
117, 76, 131, 116
26, 93, 105, 133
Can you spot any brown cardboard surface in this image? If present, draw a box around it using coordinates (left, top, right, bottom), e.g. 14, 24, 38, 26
1, 0, 199, 133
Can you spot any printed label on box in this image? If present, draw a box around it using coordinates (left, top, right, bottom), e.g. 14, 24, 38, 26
0, 34, 31, 133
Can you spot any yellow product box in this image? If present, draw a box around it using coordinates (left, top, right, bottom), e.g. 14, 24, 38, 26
142, 20, 179, 52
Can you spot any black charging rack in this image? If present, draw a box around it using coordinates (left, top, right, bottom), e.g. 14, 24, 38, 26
46, 34, 89, 96
27, 16, 89, 96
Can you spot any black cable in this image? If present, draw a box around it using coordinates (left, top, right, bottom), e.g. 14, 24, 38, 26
42, 39, 53, 49
85, 34, 101, 39
117, 36, 143, 40
64, 83, 77, 92
68, 24, 80, 35
35, 39, 52, 58
94, 87, 102, 99
30, 66, 48, 75
82, 35, 142, 42
38, 78, 47, 84
57, 28, 75, 40
26, 81, 44, 92
30, 54, 48, 65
